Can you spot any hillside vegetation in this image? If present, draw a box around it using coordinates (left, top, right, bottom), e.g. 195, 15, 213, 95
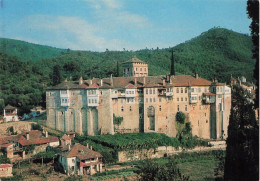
0, 28, 256, 115
0, 38, 64, 62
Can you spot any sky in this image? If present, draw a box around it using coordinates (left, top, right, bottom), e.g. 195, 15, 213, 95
0, 0, 252, 51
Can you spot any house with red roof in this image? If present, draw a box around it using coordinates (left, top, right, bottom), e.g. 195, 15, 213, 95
0, 164, 13, 177
58, 143, 103, 176
46, 56, 232, 140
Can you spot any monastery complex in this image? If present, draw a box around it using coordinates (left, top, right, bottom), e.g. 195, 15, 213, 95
46, 56, 231, 140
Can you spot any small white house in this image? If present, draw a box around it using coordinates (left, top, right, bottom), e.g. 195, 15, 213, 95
3, 105, 19, 122
58, 143, 103, 176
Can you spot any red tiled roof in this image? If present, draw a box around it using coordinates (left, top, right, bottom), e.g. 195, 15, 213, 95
87, 83, 99, 89
123, 57, 147, 64
0, 164, 12, 168
48, 75, 214, 90
204, 92, 216, 96
125, 83, 136, 89
64, 143, 102, 160
1, 143, 13, 148
61, 134, 71, 141
15, 130, 59, 146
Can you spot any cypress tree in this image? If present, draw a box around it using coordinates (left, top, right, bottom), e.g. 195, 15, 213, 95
224, 85, 259, 180
170, 49, 175, 76
53, 65, 61, 86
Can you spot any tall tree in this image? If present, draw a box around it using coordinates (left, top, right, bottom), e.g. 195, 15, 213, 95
52, 65, 61, 86
170, 49, 175, 76
116, 61, 119, 77
224, 85, 259, 180
247, 0, 259, 109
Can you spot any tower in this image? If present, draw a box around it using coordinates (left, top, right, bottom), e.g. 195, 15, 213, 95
122, 56, 148, 77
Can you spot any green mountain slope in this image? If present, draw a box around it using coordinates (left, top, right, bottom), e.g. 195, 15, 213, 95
0, 28, 256, 115
33, 28, 255, 83
0, 38, 65, 61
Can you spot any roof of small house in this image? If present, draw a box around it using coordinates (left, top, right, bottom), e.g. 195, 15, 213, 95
61, 134, 71, 141
0, 164, 12, 168
13, 130, 59, 146
62, 143, 102, 160
1, 143, 13, 148
4, 105, 17, 110
203, 92, 216, 96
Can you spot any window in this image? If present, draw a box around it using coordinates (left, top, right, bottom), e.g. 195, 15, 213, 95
150, 98, 152, 102
181, 88, 183, 93
72, 159, 75, 163
185, 105, 187, 111
177, 105, 180, 111
144, 68, 146, 71
191, 88, 194, 92
130, 106, 132, 111
159, 105, 162, 111
121, 106, 124, 112
72, 166, 74, 170
95, 99, 97, 103
206, 120, 208, 123
205, 113, 207, 117
153, 88, 155, 94
199, 105, 202, 110
198, 120, 199, 126
218, 95, 222, 98
181, 97, 183, 101
177, 97, 179, 101
146, 98, 148, 103
185, 88, 188, 93
140, 68, 142, 71
136, 68, 138, 71
177, 88, 179, 93
61, 90, 67, 94
146, 89, 148, 94
185, 97, 187, 101
153, 98, 156, 102
149, 89, 152, 94
121, 99, 123, 103
159, 98, 162, 102
128, 68, 130, 71
198, 88, 201, 92
204, 87, 207, 92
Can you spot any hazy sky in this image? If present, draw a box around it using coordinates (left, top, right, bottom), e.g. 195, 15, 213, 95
0, 0, 251, 51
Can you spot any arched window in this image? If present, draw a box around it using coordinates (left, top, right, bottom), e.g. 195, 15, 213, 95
130, 106, 132, 111
177, 88, 179, 93
185, 105, 187, 111
159, 105, 162, 111
121, 106, 124, 112
177, 105, 180, 111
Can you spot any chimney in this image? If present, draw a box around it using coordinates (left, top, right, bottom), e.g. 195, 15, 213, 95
163, 79, 166, 86
45, 131, 48, 138
90, 145, 93, 150
79, 77, 83, 85
86, 143, 89, 149
68, 144, 71, 151
134, 77, 137, 85
100, 79, 103, 86
26, 132, 29, 140
90, 79, 93, 85
143, 76, 146, 86
169, 75, 172, 84
195, 73, 199, 79
110, 74, 113, 87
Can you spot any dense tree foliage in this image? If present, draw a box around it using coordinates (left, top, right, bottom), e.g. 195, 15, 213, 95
224, 85, 259, 180
0, 53, 45, 115
52, 65, 62, 86
139, 158, 189, 181
247, 0, 259, 109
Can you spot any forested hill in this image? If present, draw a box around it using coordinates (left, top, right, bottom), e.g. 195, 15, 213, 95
0, 27, 255, 115
33, 28, 255, 84
0, 38, 65, 62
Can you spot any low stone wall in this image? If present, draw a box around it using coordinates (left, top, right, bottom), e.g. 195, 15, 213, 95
118, 143, 226, 162
0, 121, 33, 136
